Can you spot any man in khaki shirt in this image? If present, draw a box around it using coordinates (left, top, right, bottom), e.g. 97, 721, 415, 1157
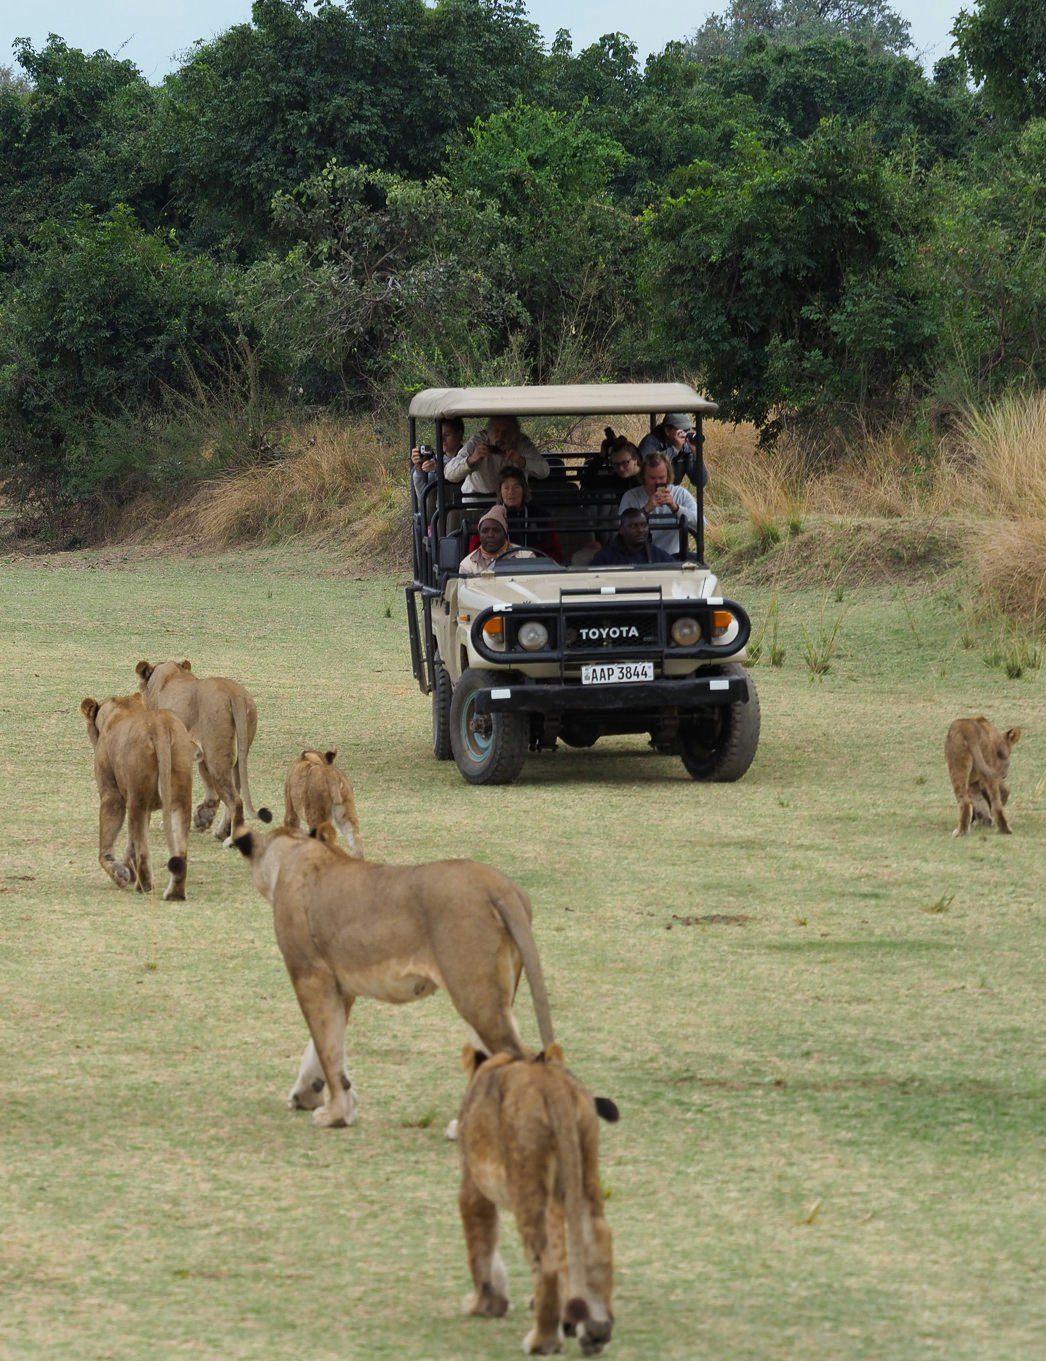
458, 505, 537, 574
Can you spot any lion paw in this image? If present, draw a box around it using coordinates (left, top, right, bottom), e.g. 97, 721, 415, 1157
522, 1326, 562, 1354
193, 802, 218, 831
310, 1088, 360, 1129
463, 1288, 510, 1318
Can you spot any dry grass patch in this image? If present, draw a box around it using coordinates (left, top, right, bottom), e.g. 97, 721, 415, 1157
130, 418, 412, 568
953, 391, 1046, 626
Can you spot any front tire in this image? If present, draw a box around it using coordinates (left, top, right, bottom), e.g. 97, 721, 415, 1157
678, 664, 760, 782
450, 668, 527, 785
432, 657, 453, 761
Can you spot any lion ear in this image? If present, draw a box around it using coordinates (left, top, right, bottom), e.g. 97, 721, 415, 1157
80, 697, 99, 721
461, 1044, 489, 1074
179, 659, 192, 671
1007, 727, 1021, 745
135, 661, 152, 682
324, 750, 338, 764
314, 821, 338, 846
542, 1042, 566, 1066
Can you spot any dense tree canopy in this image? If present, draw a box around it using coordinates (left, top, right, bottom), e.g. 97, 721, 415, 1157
955, 0, 1046, 124
0, 0, 1041, 522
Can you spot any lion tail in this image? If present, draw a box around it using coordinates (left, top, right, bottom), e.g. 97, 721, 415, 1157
154, 730, 181, 866
968, 743, 1005, 786
230, 694, 270, 822
546, 1079, 591, 1327
492, 886, 555, 1051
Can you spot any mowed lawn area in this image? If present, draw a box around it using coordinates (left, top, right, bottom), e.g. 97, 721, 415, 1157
1, 545, 1043, 1361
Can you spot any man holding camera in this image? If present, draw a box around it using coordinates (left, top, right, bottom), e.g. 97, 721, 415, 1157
618, 452, 699, 557
444, 414, 550, 495
638, 412, 707, 490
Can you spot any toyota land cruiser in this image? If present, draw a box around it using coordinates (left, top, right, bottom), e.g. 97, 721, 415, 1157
405, 383, 760, 785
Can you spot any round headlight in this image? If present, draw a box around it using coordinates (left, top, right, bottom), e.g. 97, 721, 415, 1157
670, 616, 701, 646
518, 621, 549, 652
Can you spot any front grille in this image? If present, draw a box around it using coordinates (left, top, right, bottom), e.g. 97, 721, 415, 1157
563, 611, 661, 651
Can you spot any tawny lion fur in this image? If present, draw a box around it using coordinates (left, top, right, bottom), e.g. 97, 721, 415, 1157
945, 715, 1021, 837
136, 658, 270, 844
80, 693, 193, 900
283, 748, 362, 856
232, 822, 555, 1128
457, 1044, 616, 1356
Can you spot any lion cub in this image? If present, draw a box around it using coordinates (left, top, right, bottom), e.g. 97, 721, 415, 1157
945, 715, 1021, 836
283, 749, 363, 856
457, 1044, 617, 1356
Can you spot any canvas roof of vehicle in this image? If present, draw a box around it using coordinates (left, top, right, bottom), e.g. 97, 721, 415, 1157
408, 383, 717, 420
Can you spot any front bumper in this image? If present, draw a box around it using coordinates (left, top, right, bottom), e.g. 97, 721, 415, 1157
474, 672, 751, 715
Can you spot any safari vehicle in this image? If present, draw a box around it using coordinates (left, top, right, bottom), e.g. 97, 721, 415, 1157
405, 383, 760, 785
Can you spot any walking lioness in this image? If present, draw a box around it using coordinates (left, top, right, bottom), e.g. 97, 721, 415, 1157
283, 748, 362, 856
136, 658, 270, 844
458, 1045, 617, 1356
232, 823, 555, 1128
80, 693, 193, 900
945, 715, 1021, 836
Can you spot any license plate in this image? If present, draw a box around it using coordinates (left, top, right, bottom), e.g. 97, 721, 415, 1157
581, 661, 654, 685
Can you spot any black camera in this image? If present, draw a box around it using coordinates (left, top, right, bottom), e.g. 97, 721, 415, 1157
418, 443, 434, 462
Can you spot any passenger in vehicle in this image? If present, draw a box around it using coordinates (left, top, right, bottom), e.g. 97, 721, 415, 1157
591, 508, 675, 565
492, 466, 564, 561
458, 505, 537, 575
411, 416, 465, 501
618, 452, 699, 557
582, 430, 641, 490
638, 412, 708, 489
444, 415, 550, 495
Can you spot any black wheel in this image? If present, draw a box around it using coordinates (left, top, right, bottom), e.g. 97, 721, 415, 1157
678, 664, 760, 782
449, 668, 528, 785
432, 657, 452, 761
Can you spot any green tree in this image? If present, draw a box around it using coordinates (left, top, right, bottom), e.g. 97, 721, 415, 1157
641, 120, 933, 434
687, 0, 913, 60
445, 100, 637, 372
157, 0, 544, 254
919, 120, 1046, 403
0, 205, 230, 499
955, 0, 1046, 123
227, 162, 520, 401
0, 37, 158, 264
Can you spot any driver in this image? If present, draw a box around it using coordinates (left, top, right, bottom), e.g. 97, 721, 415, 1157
458, 505, 537, 575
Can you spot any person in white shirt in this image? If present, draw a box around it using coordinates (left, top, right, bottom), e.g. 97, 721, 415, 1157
444, 414, 549, 495
617, 451, 699, 556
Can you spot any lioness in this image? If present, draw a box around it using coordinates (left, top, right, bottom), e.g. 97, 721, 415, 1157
283, 748, 363, 856
136, 658, 270, 844
80, 693, 193, 900
945, 715, 1021, 836
458, 1044, 617, 1356
232, 822, 555, 1128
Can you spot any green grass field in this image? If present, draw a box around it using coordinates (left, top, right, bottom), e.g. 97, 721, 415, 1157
1, 545, 1043, 1361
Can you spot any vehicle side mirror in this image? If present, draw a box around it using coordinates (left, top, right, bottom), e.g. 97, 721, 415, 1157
438, 532, 465, 571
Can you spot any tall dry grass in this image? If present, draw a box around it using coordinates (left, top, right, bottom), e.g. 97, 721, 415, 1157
142, 418, 411, 569
113, 391, 1046, 629
954, 389, 1046, 624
